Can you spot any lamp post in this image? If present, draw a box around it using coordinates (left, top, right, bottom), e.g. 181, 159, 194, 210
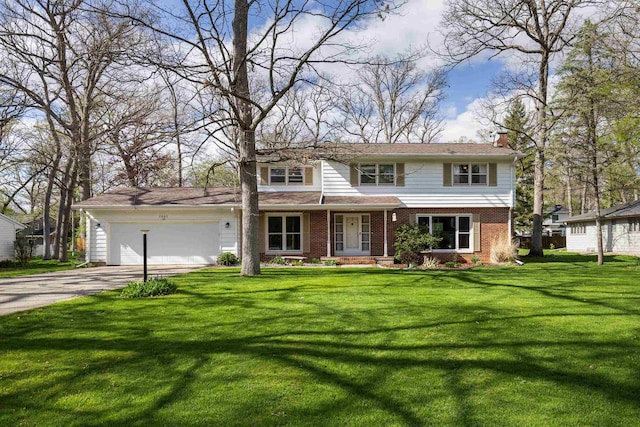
140, 229, 149, 282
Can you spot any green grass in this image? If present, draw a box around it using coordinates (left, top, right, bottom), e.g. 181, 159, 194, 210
0, 256, 83, 278
1, 252, 639, 426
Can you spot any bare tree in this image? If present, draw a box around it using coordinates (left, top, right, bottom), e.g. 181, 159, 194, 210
115, 0, 399, 275
439, 0, 596, 257
336, 57, 445, 143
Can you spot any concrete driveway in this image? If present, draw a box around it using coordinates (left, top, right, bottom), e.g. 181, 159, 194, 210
0, 265, 206, 316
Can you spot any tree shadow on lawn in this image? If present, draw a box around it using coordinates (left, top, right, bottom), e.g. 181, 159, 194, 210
3, 293, 640, 425
3, 265, 640, 425
2, 323, 639, 426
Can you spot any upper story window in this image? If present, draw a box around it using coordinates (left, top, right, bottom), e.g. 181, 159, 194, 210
453, 163, 487, 185
552, 214, 559, 222
629, 219, 640, 233
360, 163, 395, 186
270, 166, 304, 185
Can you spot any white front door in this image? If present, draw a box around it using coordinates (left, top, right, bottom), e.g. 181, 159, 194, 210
344, 215, 361, 250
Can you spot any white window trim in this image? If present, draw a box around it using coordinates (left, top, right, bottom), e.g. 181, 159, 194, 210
359, 163, 396, 186
265, 213, 303, 254
452, 163, 489, 186
268, 166, 305, 186
416, 214, 474, 253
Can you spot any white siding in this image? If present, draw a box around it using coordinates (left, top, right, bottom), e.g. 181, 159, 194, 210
0, 219, 19, 260
322, 160, 514, 208
566, 222, 598, 253
219, 219, 238, 253
567, 219, 640, 254
90, 219, 107, 262
258, 163, 322, 192
604, 219, 640, 253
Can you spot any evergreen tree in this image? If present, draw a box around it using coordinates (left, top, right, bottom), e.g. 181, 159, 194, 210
503, 99, 534, 234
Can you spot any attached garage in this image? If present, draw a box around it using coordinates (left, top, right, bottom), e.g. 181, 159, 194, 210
109, 222, 221, 265
74, 187, 240, 266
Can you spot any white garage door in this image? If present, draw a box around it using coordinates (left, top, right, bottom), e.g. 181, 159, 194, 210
109, 222, 220, 265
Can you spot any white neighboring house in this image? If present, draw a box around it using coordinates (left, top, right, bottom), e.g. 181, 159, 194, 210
543, 204, 570, 236
566, 200, 640, 255
0, 213, 26, 261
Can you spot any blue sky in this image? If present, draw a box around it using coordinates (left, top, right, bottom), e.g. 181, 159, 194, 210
444, 61, 505, 120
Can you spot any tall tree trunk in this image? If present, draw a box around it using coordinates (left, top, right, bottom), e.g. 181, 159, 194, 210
42, 121, 63, 260
233, 0, 260, 275
58, 177, 76, 262
566, 175, 573, 216
53, 159, 73, 259
529, 57, 549, 257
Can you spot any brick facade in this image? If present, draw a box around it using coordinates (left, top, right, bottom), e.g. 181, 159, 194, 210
260, 207, 510, 264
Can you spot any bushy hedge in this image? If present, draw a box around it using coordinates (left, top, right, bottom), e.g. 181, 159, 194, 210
393, 224, 441, 265
218, 252, 239, 266
121, 277, 178, 298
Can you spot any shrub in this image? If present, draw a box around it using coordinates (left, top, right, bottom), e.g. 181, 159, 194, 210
218, 252, 239, 266
291, 260, 305, 266
393, 224, 442, 265
323, 259, 337, 266
444, 261, 457, 268
310, 258, 321, 264
0, 259, 17, 268
471, 254, 481, 265
421, 257, 440, 269
490, 236, 517, 264
271, 255, 286, 265
14, 232, 34, 266
121, 277, 178, 298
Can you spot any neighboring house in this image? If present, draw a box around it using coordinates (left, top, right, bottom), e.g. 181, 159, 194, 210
566, 199, 640, 255
22, 219, 56, 257
0, 213, 26, 261
74, 141, 520, 265
543, 204, 570, 236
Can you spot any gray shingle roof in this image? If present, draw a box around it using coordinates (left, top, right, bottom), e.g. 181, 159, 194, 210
565, 200, 640, 222
257, 142, 521, 161
75, 188, 404, 209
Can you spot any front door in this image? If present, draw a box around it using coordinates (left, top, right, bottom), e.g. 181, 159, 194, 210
344, 215, 361, 250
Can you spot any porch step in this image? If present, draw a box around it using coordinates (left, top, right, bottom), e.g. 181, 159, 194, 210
321, 256, 395, 266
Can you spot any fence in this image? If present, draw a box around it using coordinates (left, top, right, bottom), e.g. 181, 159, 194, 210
517, 236, 566, 249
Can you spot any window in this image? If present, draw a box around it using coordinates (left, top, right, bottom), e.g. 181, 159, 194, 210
571, 222, 586, 234
453, 163, 487, 185
269, 166, 304, 185
270, 168, 286, 184
360, 163, 395, 185
552, 214, 559, 222
267, 215, 301, 252
629, 219, 640, 233
417, 215, 472, 251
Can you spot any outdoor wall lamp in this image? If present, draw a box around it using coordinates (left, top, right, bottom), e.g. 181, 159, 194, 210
225, 222, 230, 229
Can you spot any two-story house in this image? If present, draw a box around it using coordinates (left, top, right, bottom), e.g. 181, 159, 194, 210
75, 141, 519, 265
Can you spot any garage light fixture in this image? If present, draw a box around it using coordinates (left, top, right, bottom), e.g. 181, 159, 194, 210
225, 222, 230, 229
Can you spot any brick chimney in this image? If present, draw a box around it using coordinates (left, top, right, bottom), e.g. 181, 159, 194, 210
494, 131, 508, 148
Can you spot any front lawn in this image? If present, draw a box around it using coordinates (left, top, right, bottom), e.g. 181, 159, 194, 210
0, 256, 84, 278
1, 253, 639, 425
